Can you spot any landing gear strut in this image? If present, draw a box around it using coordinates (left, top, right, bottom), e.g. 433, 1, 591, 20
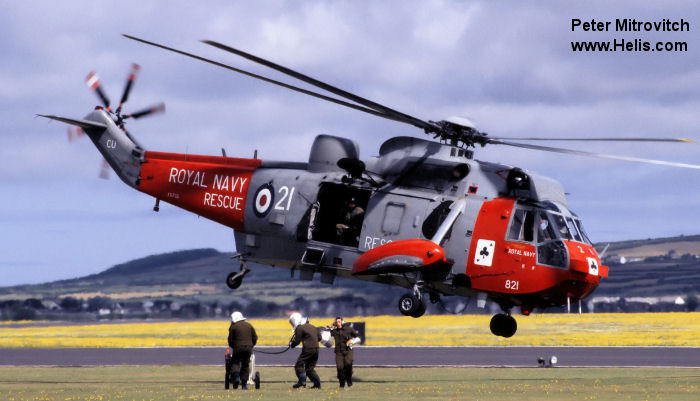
226, 263, 250, 290
398, 282, 426, 318
489, 313, 517, 337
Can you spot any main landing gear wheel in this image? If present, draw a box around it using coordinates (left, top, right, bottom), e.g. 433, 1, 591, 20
398, 293, 426, 318
489, 313, 517, 338
226, 272, 243, 289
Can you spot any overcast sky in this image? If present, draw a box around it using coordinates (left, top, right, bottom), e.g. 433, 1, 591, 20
1, 1, 699, 286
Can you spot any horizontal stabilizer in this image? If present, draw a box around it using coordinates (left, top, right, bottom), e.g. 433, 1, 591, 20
38, 114, 107, 131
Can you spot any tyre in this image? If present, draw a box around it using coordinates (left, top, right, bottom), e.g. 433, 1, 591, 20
398, 293, 417, 316
410, 297, 427, 318
489, 313, 507, 336
501, 315, 517, 338
254, 371, 261, 389
490, 313, 517, 337
226, 272, 243, 289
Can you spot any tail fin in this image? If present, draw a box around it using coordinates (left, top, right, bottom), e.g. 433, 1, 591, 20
39, 109, 143, 188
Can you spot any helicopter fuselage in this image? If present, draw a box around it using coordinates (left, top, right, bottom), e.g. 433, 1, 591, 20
131, 123, 608, 319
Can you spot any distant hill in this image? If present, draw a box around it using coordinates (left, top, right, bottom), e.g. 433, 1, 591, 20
1, 235, 698, 312
598, 234, 700, 258
0, 248, 406, 313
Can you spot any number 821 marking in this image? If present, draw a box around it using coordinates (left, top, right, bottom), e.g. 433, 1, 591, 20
505, 280, 519, 290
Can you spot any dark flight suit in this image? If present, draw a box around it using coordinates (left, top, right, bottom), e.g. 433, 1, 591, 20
228, 320, 258, 388
291, 322, 322, 388
330, 323, 359, 387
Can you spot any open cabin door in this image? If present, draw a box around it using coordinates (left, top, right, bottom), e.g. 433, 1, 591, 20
308, 182, 371, 248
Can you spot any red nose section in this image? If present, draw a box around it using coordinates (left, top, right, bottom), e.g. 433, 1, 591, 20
352, 239, 447, 275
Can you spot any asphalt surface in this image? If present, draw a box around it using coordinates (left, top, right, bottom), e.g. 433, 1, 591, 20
2, 346, 699, 367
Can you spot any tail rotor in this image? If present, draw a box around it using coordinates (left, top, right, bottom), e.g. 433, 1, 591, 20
70, 63, 166, 179
85, 63, 165, 128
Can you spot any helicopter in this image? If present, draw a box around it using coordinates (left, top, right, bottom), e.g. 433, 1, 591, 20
40, 35, 700, 337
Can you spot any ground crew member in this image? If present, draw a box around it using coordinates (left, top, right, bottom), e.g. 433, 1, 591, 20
289, 312, 322, 389
227, 311, 257, 390
329, 316, 361, 387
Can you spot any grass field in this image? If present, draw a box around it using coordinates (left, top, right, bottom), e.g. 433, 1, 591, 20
0, 366, 698, 401
1, 312, 699, 347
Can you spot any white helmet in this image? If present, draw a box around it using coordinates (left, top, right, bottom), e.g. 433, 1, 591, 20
231, 311, 246, 323
289, 312, 306, 329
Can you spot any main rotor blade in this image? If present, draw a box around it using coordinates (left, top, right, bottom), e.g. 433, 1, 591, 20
123, 35, 412, 125
491, 137, 695, 143
202, 40, 437, 132
489, 139, 700, 170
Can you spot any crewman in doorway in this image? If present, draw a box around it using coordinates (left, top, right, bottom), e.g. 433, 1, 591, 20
289, 312, 322, 389
336, 197, 365, 245
227, 311, 257, 390
329, 316, 361, 387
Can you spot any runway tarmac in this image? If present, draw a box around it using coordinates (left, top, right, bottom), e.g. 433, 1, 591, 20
2, 346, 699, 367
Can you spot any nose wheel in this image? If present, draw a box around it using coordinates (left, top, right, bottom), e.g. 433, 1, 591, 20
489, 313, 517, 337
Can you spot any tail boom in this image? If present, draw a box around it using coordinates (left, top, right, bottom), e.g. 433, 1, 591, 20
138, 151, 261, 231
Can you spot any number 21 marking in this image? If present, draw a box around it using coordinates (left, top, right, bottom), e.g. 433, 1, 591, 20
274, 186, 295, 211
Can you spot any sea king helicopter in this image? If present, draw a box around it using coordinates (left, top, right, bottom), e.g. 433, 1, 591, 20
41, 35, 700, 337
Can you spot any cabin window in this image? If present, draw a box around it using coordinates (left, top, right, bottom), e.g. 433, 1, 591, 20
422, 201, 453, 239
382, 202, 405, 235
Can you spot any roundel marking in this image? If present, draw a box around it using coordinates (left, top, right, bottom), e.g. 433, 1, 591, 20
254, 184, 274, 217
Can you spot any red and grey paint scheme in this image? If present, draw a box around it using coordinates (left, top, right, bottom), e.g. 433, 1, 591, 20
41, 108, 608, 337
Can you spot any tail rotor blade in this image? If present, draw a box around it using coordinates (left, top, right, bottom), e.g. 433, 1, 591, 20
85, 71, 111, 111
117, 63, 141, 114
67, 126, 84, 142
99, 159, 110, 179
125, 102, 165, 119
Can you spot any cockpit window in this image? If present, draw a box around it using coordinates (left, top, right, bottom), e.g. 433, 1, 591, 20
574, 218, 592, 244
507, 208, 535, 242
566, 217, 583, 242
508, 204, 590, 245
536, 213, 555, 242
552, 214, 573, 240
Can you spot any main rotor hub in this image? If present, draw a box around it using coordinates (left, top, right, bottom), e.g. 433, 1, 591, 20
430, 119, 490, 148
